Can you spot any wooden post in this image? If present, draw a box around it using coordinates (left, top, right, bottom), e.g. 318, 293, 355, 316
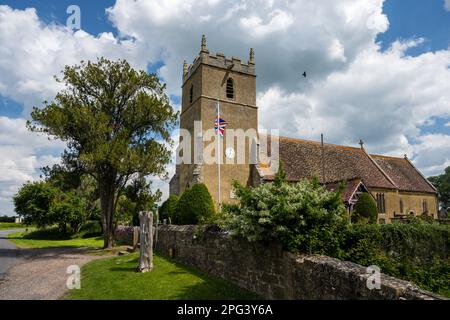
137, 211, 153, 273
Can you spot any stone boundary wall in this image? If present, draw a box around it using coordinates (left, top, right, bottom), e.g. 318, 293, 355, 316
114, 226, 139, 247
154, 225, 444, 300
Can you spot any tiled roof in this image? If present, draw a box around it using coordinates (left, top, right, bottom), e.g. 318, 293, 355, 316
371, 155, 436, 193
258, 135, 436, 194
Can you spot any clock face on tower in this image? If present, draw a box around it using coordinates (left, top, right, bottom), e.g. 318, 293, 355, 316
225, 147, 235, 159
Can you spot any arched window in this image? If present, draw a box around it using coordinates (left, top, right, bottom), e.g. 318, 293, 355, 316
376, 193, 385, 213
422, 199, 428, 214
189, 84, 193, 103
226, 78, 234, 99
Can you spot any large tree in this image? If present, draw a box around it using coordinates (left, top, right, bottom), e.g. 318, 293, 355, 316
28, 58, 178, 248
429, 166, 450, 212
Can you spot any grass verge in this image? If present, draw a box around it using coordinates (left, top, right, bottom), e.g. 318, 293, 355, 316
64, 252, 259, 300
8, 229, 103, 249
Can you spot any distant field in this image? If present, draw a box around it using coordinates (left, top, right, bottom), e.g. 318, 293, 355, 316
0, 222, 27, 230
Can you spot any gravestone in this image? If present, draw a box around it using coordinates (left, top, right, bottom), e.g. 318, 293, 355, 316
137, 211, 153, 272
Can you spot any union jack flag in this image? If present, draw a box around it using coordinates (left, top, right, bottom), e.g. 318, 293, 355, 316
214, 117, 228, 137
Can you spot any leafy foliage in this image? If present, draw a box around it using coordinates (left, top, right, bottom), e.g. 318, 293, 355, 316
14, 181, 88, 234
352, 193, 378, 224
13, 181, 59, 228
429, 166, 450, 212
177, 184, 215, 225
50, 191, 88, 234
341, 222, 450, 297
159, 195, 180, 224
121, 176, 160, 226
27, 58, 178, 248
221, 169, 348, 255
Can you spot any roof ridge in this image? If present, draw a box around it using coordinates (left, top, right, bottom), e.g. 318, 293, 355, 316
361, 149, 399, 189
370, 153, 405, 160
273, 135, 363, 151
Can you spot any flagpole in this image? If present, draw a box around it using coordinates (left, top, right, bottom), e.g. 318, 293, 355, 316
216, 99, 221, 207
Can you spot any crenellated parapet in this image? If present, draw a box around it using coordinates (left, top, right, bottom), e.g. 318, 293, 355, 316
182, 35, 255, 85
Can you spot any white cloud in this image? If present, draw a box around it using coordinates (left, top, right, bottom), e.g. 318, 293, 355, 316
257, 39, 450, 174
444, 0, 450, 12
107, 0, 389, 95
239, 9, 294, 38
0, 5, 149, 116
412, 134, 450, 176
0, 117, 64, 214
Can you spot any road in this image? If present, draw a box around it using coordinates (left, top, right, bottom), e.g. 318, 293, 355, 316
0, 229, 24, 281
0, 230, 106, 299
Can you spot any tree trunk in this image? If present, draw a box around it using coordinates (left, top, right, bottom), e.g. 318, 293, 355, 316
137, 211, 153, 272
100, 182, 116, 249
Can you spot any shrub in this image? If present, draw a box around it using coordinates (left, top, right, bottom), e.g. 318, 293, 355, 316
177, 184, 215, 225
14, 181, 93, 235
352, 193, 378, 224
159, 195, 179, 224
13, 181, 60, 228
221, 172, 349, 255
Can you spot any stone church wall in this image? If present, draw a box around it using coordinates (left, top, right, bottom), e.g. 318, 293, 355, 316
154, 224, 443, 300
370, 188, 438, 222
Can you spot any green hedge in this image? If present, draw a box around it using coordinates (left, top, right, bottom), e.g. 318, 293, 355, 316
177, 183, 215, 225
352, 193, 378, 224
340, 222, 450, 297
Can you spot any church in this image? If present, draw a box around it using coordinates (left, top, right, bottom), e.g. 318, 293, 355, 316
170, 36, 438, 223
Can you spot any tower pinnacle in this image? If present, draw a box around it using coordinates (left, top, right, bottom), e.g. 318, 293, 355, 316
249, 48, 255, 65
201, 34, 208, 53
183, 60, 188, 77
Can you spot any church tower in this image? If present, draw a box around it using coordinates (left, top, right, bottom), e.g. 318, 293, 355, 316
170, 35, 258, 205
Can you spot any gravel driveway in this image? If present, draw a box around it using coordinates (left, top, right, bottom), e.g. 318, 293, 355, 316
0, 241, 105, 300
0, 229, 24, 280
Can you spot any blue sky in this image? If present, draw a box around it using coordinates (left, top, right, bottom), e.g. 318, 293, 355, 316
377, 0, 450, 56
0, 0, 116, 35
0, 0, 450, 215
1, 0, 450, 125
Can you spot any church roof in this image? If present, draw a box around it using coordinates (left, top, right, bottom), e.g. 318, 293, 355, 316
258, 135, 436, 194
370, 155, 436, 193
